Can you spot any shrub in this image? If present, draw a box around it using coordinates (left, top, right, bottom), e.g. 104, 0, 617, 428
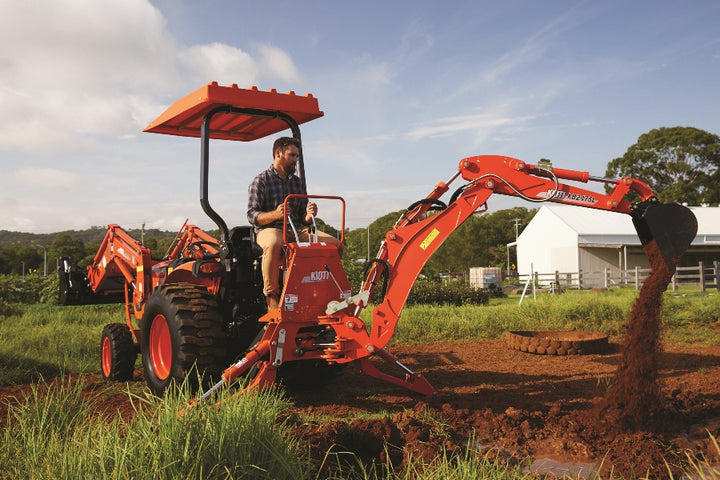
407, 280, 490, 306
0, 273, 58, 305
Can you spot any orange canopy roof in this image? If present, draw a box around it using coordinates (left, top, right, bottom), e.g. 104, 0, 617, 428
143, 82, 324, 141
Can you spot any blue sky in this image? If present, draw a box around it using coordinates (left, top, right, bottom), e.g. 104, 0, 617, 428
1, 0, 718, 233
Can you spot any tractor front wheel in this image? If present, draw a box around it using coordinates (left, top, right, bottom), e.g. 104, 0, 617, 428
140, 283, 227, 396
101, 323, 137, 381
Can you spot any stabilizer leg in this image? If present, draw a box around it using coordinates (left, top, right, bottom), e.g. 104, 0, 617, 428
357, 348, 437, 397
184, 340, 272, 412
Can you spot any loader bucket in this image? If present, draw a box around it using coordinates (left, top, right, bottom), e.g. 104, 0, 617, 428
631, 200, 697, 274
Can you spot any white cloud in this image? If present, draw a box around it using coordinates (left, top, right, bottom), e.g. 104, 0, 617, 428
0, 0, 301, 152
177, 43, 258, 87
404, 109, 537, 144
255, 45, 302, 83
9, 168, 79, 189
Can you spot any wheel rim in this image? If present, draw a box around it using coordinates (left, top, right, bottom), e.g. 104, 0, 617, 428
101, 336, 112, 377
149, 314, 172, 380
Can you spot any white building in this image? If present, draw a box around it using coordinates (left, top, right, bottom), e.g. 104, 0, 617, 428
515, 205, 720, 285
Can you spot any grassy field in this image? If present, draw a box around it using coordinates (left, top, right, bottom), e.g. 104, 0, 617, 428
1, 287, 719, 479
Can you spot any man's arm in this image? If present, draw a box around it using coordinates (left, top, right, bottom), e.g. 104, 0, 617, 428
247, 175, 266, 226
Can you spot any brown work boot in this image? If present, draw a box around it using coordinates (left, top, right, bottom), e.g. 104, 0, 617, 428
266, 293, 279, 311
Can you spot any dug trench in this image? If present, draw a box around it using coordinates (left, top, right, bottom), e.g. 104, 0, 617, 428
3, 241, 720, 478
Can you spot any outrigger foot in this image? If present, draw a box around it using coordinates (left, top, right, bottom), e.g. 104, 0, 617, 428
357, 348, 437, 397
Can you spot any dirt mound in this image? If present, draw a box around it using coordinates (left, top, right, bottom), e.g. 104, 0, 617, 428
282, 333, 720, 479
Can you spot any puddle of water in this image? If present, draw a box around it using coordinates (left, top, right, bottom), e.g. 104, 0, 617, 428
475, 441, 598, 478
528, 457, 598, 479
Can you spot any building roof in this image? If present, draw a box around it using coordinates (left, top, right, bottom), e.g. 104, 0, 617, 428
528, 204, 720, 247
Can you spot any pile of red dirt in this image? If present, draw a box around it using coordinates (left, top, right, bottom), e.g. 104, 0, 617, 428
287, 335, 720, 479
594, 239, 673, 434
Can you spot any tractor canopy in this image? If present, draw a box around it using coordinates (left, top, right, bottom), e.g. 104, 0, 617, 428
143, 82, 324, 141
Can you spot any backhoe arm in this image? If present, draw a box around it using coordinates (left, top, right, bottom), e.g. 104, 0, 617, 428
362, 155, 696, 353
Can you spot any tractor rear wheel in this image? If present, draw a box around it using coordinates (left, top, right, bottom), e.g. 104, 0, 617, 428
101, 323, 137, 381
140, 283, 227, 396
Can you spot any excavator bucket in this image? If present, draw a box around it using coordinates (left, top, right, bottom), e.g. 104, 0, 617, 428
631, 200, 697, 274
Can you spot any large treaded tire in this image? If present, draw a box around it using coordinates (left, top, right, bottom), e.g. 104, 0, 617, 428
505, 330, 609, 355
101, 323, 137, 381
140, 283, 227, 396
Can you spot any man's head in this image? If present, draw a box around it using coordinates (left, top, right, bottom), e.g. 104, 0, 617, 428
272, 137, 301, 178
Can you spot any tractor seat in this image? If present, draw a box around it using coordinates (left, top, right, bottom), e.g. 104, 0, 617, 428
228, 225, 262, 258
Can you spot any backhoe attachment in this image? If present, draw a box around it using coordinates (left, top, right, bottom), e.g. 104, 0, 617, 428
630, 199, 698, 274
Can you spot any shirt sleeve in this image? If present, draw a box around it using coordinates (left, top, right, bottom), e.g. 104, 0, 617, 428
247, 174, 264, 226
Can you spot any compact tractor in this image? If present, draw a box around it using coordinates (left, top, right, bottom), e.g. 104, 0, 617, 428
59, 82, 697, 401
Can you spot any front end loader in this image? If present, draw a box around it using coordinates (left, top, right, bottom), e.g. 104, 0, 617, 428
59, 82, 697, 401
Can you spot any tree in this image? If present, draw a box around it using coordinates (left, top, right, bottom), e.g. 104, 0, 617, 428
49, 235, 86, 267
605, 127, 720, 205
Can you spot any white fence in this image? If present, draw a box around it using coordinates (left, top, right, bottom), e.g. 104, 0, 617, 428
515, 260, 720, 292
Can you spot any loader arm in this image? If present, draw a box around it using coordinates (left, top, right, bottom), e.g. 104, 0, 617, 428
85, 223, 223, 325
86, 224, 154, 320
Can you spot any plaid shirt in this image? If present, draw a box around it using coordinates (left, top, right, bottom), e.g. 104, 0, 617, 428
247, 166, 308, 232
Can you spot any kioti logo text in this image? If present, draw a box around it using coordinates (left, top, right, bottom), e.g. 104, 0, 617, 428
310, 270, 330, 281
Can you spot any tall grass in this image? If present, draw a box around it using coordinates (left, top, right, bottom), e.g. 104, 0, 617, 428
0, 376, 309, 479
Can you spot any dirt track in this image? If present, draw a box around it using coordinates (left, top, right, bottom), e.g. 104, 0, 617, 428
2, 337, 720, 478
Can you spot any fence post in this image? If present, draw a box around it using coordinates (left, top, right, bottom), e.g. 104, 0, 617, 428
672, 271, 677, 291
700, 261, 706, 292
635, 266, 640, 290
578, 269, 582, 290
604, 267, 609, 288
715, 261, 720, 291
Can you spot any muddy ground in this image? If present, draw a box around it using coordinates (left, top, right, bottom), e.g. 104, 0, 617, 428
4, 337, 719, 479
287, 338, 720, 478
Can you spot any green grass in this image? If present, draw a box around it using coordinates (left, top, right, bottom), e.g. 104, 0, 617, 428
0, 375, 309, 480
0, 303, 127, 385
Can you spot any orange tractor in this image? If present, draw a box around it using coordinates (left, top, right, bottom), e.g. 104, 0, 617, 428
59, 82, 697, 400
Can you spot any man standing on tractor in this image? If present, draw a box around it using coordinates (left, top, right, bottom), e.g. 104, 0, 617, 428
247, 136, 341, 311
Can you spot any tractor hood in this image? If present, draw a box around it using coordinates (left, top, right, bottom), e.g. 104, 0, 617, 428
143, 82, 324, 141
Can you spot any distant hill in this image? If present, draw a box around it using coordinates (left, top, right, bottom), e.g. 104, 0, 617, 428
0, 227, 180, 248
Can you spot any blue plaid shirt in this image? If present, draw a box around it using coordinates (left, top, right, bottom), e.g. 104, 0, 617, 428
247, 166, 308, 232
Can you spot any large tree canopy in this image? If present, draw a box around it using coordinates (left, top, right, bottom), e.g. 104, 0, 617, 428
605, 126, 720, 205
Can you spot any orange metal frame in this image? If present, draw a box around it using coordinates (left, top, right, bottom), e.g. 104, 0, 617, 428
143, 82, 323, 141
